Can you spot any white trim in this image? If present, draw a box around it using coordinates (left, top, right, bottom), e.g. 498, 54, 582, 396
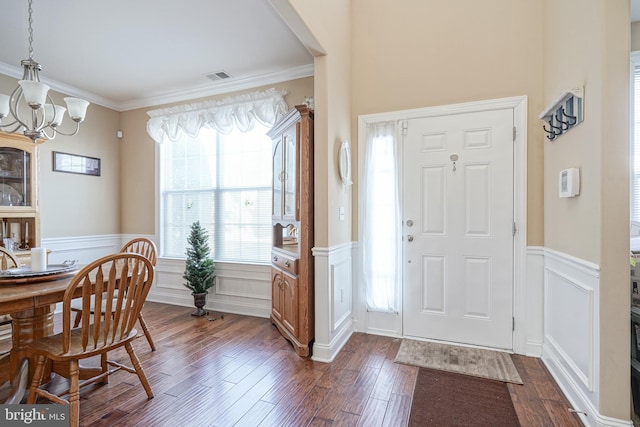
358, 96, 529, 123
545, 266, 595, 390
42, 234, 122, 265
0, 61, 314, 112
356, 96, 528, 353
525, 246, 545, 356
544, 247, 601, 276
149, 257, 272, 319
312, 243, 355, 362
541, 247, 605, 426
41, 234, 272, 319
0, 61, 120, 111
120, 65, 314, 112
268, 0, 326, 57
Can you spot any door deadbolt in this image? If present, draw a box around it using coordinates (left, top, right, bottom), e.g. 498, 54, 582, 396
406, 219, 414, 227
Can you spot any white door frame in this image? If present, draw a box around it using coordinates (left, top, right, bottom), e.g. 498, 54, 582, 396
357, 96, 528, 354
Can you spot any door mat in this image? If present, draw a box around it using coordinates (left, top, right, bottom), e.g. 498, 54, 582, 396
408, 367, 521, 426
395, 339, 523, 384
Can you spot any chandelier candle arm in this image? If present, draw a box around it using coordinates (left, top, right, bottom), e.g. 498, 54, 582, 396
0, 0, 90, 143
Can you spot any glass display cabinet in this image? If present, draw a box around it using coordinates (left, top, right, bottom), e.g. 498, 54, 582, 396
0, 132, 40, 263
0, 131, 40, 343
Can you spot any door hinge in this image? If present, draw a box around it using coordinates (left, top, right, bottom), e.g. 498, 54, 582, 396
513, 126, 516, 142
402, 120, 408, 136
512, 222, 517, 236
512, 317, 515, 331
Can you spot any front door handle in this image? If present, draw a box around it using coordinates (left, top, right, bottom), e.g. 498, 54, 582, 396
407, 235, 414, 242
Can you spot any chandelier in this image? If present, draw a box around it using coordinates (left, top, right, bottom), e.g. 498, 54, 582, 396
0, 0, 89, 143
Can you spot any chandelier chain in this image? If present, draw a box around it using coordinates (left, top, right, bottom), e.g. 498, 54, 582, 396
27, 0, 34, 59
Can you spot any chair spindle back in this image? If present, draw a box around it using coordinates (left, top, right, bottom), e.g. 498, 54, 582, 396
61, 253, 154, 354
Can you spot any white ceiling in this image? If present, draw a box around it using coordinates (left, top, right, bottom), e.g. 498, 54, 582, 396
634, 0, 640, 23
0, 0, 314, 111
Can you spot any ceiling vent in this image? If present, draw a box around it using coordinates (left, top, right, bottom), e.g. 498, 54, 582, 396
205, 71, 232, 81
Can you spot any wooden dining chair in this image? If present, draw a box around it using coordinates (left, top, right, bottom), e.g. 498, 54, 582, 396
0, 245, 19, 270
71, 238, 158, 350
27, 252, 155, 427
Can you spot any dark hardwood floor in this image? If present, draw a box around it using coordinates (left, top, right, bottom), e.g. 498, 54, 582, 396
0, 302, 582, 426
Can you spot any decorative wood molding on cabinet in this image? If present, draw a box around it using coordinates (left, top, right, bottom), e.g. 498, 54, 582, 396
268, 105, 314, 357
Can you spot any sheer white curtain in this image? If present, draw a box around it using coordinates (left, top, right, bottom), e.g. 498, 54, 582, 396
146, 88, 288, 143
362, 121, 401, 312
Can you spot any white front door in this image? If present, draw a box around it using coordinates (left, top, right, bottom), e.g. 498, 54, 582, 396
402, 108, 514, 350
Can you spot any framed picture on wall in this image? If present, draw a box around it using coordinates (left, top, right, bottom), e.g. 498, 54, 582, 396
52, 151, 101, 176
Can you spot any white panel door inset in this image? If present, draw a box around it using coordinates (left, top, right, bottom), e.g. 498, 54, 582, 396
403, 109, 514, 350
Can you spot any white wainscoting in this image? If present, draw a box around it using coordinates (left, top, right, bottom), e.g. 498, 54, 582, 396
312, 242, 355, 363
540, 247, 608, 427
42, 234, 272, 319
525, 246, 545, 357
42, 234, 124, 265
148, 257, 271, 318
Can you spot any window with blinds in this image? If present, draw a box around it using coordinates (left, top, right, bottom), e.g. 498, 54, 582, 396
160, 124, 272, 263
633, 65, 640, 223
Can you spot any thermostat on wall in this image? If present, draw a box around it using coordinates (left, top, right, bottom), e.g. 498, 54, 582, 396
559, 168, 580, 198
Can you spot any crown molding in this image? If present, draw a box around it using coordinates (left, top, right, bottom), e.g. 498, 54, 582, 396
118, 64, 315, 111
0, 61, 121, 111
0, 62, 314, 113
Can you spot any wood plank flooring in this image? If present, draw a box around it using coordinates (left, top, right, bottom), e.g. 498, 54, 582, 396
0, 302, 583, 426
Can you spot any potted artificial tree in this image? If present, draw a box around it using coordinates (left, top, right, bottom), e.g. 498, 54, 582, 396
183, 221, 216, 316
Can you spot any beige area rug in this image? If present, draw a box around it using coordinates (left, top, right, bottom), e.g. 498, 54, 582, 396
395, 339, 523, 384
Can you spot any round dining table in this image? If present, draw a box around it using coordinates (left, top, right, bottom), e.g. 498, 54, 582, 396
0, 266, 86, 381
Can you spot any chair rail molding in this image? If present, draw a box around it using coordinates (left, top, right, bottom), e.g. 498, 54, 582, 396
42, 234, 123, 265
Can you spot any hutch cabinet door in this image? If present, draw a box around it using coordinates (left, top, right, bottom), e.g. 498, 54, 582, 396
271, 268, 283, 323
283, 129, 298, 221
281, 271, 299, 336
0, 147, 31, 208
0, 132, 40, 259
272, 139, 283, 219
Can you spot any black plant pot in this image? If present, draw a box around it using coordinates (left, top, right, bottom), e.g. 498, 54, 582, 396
191, 291, 208, 316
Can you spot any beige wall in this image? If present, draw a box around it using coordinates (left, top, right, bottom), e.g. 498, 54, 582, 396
286, 0, 352, 248
119, 77, 314, 235
350, 0, 545, 246
544, 0, 630, 418
0, 74, 121, 238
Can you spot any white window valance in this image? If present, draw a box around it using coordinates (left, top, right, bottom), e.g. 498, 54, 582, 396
146, 88, 288, 143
